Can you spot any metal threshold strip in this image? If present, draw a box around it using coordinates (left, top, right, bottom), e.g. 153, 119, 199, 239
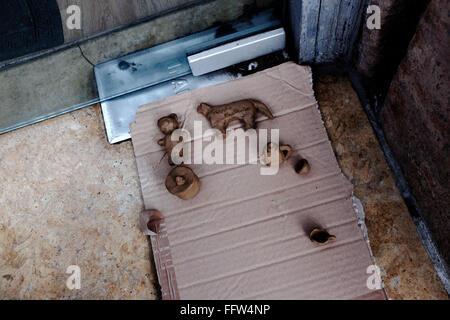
94, 9, 285, 144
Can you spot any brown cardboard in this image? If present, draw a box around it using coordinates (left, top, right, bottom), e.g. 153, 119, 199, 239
131, 62, 386, 299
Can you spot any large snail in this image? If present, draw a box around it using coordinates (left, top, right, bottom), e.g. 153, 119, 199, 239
165, 166, 200, 200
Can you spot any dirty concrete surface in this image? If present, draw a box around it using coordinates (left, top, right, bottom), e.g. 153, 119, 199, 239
314, 75, 448, 299
0, 107, 156, 299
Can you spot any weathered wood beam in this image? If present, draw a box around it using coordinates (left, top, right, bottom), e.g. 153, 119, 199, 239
286, 0, 367, 64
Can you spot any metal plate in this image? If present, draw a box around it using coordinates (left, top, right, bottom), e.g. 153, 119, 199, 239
101, 70, 238, 143
94, 9, 280, 102
95, 9, 283, 144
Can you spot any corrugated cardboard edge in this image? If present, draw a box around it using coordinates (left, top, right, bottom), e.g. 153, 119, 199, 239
150, 203, 386, 299
149, 218, 180, 300
353, 195, 388, 299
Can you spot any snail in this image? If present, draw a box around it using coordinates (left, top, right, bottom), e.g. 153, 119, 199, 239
165, 166, 200, 200
157, 113, 183, 165
309, 228, 336, 246
295, 158, 310, 175
260, 142, 292, 167
139, 209, 164, 236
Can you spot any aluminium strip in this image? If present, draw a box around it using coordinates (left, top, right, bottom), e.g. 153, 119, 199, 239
187, 28, 286, 76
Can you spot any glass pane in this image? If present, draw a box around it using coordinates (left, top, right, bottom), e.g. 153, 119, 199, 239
0, 5, 279, 135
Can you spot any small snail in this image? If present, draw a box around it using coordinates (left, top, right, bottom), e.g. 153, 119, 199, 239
309, 228, 336, 246
157, 113, 182, 165
295, 159, 310, 175
139, 210, 164, 236
260, 142, 292, 167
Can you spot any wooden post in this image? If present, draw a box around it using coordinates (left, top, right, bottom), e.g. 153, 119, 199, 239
285, 0, 367, 64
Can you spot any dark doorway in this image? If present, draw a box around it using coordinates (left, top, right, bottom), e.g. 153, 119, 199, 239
0, 0, 63, 62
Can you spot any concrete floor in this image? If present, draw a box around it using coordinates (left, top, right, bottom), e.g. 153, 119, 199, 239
314, 76, 447, 299
0, 106, 156, 299
0, 75, 447, 299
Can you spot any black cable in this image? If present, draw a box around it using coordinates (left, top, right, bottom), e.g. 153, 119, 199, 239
78, 45, 95, 67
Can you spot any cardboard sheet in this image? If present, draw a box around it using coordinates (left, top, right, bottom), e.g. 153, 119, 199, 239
131, 62, 385, 299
